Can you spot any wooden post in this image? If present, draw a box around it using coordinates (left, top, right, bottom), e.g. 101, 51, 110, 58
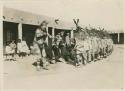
18, 23, 22, 40
46, 27, 48, 45
71, 28, 74, 38
0, 5, 3, 55
52, 27, 55, 42
118, 33, 120, 44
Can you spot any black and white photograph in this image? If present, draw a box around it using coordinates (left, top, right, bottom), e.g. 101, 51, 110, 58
0, 0, 124, 90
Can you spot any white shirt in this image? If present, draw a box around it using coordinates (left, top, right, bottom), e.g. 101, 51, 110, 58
5, 45, 14, 54
17, 41, 29, 53
83, 39, 90, 51
65, 35, 70, 45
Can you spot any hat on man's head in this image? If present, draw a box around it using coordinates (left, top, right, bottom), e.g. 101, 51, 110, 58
40, 20, 48, 26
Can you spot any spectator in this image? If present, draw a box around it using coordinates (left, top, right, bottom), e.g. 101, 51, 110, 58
65, 33, 71, 48
17, 39, 30, 58
5, 41, 16, 61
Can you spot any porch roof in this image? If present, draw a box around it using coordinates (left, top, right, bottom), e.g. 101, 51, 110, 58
3, 7, 76, 30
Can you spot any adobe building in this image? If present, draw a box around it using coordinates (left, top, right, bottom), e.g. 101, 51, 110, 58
108, 30, 124, 44
3, 7, 76, 54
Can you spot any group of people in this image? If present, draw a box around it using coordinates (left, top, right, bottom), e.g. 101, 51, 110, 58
4, 21, 114, 71
5, 38, 30, 61
32, 21, 77, 70
75, 35, 113, 65
32, 21, 114, 70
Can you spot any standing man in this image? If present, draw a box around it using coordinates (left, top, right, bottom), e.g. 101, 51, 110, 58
65, 33, 71, 48
83, 36, 91, 63
34, 20, 51, 70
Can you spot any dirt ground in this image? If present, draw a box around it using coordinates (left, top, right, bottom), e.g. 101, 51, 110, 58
3, 45, 124, 89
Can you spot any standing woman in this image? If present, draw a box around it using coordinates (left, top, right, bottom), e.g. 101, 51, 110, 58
34, 21, 51, 70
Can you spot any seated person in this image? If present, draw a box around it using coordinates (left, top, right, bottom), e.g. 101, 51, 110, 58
17, 39, 30, 58
5, 41, 16, 61
52, 37, 61, 62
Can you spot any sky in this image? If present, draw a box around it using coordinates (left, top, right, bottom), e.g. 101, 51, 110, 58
1, 0, 124, 31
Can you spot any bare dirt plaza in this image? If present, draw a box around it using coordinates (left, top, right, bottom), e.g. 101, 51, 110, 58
3, 45, 124, 89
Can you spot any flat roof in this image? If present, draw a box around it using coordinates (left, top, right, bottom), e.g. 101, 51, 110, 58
3, 7, 76, 30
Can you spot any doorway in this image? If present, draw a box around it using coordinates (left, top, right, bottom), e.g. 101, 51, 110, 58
3, 21, 18, 54
22, 24, 38, 49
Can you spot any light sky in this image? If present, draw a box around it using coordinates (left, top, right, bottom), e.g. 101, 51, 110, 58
2, 0, 124, 31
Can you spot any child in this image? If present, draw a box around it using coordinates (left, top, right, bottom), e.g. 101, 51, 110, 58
5, 41, 16, 61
